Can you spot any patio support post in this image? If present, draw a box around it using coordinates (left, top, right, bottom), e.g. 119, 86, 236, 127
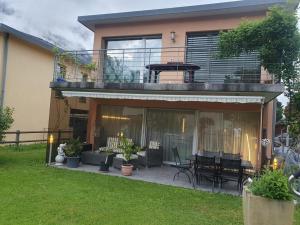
258, 103, 264, 170
192, 110, 199, 155
141, 108, 147, 147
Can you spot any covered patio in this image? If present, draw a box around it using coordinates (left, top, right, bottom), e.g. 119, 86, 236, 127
52, 163, 242, 195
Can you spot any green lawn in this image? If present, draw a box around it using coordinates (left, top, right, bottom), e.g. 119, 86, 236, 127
0, 145, 299, 225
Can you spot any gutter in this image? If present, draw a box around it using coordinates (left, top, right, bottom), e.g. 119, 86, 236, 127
0, 33, 9, 108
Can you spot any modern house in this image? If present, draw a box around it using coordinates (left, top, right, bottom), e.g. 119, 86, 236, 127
0, 24, 89, 142
49, 0, 291, 170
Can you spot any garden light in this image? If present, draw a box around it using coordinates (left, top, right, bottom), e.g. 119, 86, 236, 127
273, 158, 278, 170
49, 134, 54, 144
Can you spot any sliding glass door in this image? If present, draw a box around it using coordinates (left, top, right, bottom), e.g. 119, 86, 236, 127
198, 111, 260, 167
104, 36, 162, 83
146, 109, 195, 163
96, 105, 143, 148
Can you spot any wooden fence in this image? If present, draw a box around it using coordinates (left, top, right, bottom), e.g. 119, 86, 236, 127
0, 130, 73, 146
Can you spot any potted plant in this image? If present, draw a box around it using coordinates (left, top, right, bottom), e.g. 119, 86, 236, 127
64, 138, 82, 168
118, 136, 136, 176
243, 169, 295, 225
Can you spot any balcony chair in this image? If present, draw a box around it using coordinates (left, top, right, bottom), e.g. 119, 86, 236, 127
137, 141, 163, 168
171, 147, 195, 187
194, 155, 218, 192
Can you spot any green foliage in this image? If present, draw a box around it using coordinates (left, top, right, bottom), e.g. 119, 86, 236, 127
64, 138, 82, 157
219, 6, 300, 86
286, 92, 300, 136
276, 101, 284, 122
118, 136, 135, 162
0, 107, 14, 142
83, 62, 97, 71
250, 169, 293, 201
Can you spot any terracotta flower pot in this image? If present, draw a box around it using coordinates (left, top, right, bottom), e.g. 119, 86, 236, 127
243, 188, 294, 225
121, 164, 134, 176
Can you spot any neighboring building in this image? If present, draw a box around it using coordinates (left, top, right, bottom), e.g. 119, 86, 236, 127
49, 0, 292, 169
0, 24, 89, 142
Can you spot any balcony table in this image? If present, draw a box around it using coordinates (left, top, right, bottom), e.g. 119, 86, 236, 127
145, 62, 200, 83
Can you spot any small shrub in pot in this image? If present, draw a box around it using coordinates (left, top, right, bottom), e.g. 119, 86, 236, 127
243, 169, 294, 225
64, 138, 82, 168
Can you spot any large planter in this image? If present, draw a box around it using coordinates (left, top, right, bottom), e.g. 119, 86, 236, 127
66, 156, 80, 168
121, 164, 134, 176
243, 188, 294, 225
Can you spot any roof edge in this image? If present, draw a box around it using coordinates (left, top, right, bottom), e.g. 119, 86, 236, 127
0, 23, 57, 53
78, 0, 287, 31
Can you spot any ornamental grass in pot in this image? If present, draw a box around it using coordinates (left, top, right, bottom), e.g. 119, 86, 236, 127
243, 169, 294, 225
64, 138, 82, 168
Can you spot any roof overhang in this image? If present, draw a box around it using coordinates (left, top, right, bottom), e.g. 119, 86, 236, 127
62, 91, 265, 104
0, 23, 56, 52
78, 0, 287, 31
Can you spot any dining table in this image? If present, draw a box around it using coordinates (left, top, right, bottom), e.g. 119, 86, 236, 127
186, 155, 253, 170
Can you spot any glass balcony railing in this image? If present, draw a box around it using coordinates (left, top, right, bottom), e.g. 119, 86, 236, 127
53, 47, 275, 85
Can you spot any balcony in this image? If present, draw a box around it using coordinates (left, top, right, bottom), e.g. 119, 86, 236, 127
51, 47, 283, 101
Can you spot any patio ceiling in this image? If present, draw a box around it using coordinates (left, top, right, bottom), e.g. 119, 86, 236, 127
62, 91, 265, 104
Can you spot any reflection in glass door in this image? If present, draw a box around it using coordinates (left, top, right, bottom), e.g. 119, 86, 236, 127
104, 36, 162, 83
146, 109, 195, 163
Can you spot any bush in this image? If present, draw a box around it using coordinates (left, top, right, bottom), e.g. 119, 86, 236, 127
249, 169, 293, 201
64, 138, 82, 157
0, 107, 14, 141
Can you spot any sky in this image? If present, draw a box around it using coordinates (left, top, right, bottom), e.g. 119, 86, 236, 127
0, 0, 237, 50
0, 0, 294, 105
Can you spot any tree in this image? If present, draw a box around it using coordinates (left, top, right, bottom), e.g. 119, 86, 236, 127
276, 101, 284, 122
0, 107, 14, 142
218, 3, 300, 127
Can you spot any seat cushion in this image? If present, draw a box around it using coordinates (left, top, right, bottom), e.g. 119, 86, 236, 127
115, 154, 138, 160
137, 151, 146, 157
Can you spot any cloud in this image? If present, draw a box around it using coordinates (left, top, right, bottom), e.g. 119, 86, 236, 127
0, 1, 14, 16
0, 0, 238, 50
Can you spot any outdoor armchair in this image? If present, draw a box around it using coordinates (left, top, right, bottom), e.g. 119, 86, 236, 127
137, 141, 163, 167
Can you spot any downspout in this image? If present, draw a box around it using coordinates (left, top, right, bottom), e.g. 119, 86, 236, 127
0, 33, 9, 108
258, 102, 264, 170
272, 99, 276, 157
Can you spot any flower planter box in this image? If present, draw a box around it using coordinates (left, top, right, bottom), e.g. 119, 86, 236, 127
243, 188, 294, 225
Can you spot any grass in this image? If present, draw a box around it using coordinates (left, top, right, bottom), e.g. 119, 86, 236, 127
0, 144, 299, 225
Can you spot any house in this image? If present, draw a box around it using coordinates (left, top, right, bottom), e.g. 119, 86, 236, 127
49, 0, 291, 169
0, 24, 89, 142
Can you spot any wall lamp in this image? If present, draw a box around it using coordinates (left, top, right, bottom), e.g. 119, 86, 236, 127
170, 31, 176, 43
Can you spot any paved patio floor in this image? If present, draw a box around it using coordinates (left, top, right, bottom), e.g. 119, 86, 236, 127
52, 163, 240, 195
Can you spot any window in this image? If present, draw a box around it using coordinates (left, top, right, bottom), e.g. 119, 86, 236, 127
104, 36, 162, 83
81, 73, 88, 82
57, 63, 66, 78
186, 32, 261, 83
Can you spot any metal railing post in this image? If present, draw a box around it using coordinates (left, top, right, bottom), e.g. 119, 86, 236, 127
122, 49, 125, 83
